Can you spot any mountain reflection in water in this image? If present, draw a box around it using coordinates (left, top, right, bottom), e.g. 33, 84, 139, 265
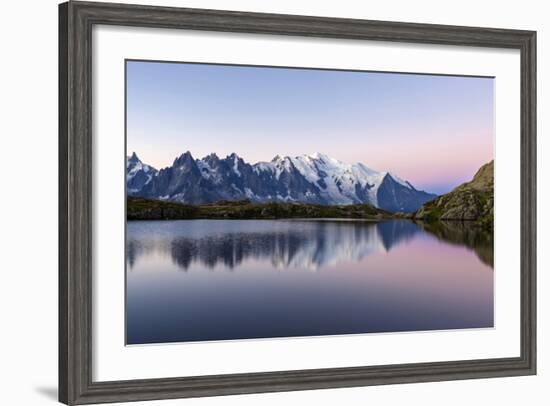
126, 219, 494, 344
127, 219, 492, 271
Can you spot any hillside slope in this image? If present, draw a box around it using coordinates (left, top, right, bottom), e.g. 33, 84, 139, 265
414, 161, 493, 227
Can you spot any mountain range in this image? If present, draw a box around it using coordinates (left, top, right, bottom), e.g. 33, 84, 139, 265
127, 151, 437, 212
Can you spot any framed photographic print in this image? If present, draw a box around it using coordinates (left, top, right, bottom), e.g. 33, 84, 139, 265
59, 1, 536, 404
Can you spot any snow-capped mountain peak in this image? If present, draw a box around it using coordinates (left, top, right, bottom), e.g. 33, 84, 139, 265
128, 151, 437, 212
126, 152, 158, 194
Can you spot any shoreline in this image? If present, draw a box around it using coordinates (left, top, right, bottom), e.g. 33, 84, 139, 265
126, 196, 392, 221
127, 217, 385, 222
126, 196, 492, 230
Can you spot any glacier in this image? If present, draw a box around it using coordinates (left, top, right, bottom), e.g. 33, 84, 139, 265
126, 151, 437, 213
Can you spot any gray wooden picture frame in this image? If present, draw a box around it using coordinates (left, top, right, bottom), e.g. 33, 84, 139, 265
59, 1, 537, 404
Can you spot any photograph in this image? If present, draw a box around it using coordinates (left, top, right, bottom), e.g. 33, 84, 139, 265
125, 60, 495, 345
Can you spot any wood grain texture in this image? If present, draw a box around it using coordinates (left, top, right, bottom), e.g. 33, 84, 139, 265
58, 2, 69, 404
58, 1, 537, 404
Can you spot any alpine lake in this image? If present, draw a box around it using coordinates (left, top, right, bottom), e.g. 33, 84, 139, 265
126, 218, 493, 344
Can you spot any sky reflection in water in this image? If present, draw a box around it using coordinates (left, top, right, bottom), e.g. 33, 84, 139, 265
126, 219, 493, 344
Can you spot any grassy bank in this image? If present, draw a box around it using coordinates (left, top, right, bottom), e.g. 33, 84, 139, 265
127, 196, 392, 221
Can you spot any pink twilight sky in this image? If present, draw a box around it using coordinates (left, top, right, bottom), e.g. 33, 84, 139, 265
127, 61, 494, 195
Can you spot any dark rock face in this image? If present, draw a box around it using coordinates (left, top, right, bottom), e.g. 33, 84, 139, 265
127, 151, 437, 212
377, 174, 437, 213
140, 152, 220, 203
415, 161, 494, 225
126, 152, 157, 194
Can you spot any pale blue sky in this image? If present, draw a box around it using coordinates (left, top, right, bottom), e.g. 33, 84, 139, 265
126, 60, 494, 194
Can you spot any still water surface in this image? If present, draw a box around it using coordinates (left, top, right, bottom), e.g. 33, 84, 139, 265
126, 219, 493, 344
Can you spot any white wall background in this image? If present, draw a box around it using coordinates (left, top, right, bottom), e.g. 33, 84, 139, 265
0, 0, 546, 405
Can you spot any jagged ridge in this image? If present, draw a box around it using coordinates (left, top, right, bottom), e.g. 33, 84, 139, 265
126, 151, 436, 212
